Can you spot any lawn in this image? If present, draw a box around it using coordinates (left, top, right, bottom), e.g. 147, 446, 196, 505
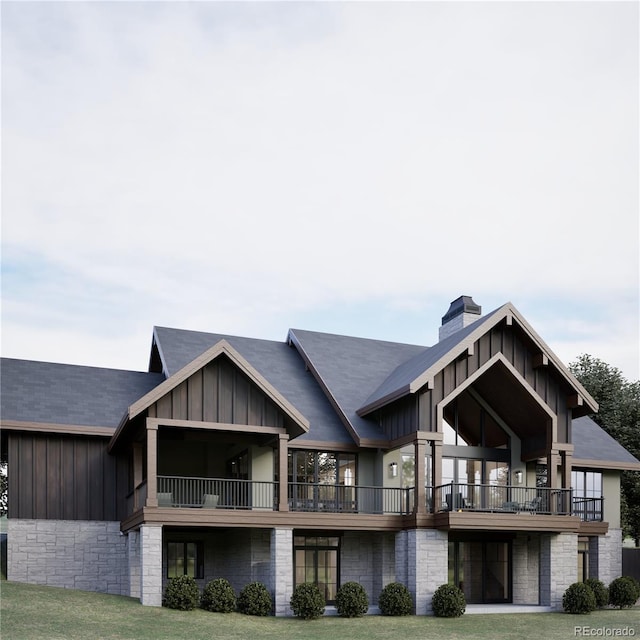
1, 581, 639, 640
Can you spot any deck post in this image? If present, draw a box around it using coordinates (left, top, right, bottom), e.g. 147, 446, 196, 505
146, 422, 159, 507
278, 434, 289, 511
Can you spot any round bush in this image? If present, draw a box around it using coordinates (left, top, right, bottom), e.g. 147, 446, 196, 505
431, 584, 466, 618
201, 578, 237, 613
609, 576, 640, 609
290, 583, 325, 620
378, 582, 413, 616
562, 582, 596, 614
584, 578, 608, 609
335, 581, 369, 618
163, 575, 200, 611
237, 582, 272, 616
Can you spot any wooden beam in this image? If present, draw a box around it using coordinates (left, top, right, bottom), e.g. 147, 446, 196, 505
567, 394, 584, 409
533, 353, 549, 368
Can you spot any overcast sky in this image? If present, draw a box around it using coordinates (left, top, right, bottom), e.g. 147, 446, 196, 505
2, 1, 638, 381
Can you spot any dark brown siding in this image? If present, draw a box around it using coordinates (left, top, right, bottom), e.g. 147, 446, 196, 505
379, 395, 418, 440
151, 356, 287, 428
8, 432, 127, 521
410, 323, 574, 441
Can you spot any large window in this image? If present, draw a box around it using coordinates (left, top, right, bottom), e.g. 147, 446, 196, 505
294, 535, 340, 603
572, 470, 603, 521
166, 541, 204, 578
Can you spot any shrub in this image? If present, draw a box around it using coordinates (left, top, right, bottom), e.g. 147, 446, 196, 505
163, 575, 200, 611
290, 583, 325, 620
201, 578, 237, 613
237, 582, 272, 616
335, 581, 369, 618
378, 582, 413, 616
562, 582, 596, 614
609, 576, 640, 609
584, 578, 608, 609
431, 584, 466, 618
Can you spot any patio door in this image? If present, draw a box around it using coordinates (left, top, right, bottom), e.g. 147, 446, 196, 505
449, 540, 511, 603
294, 535, 340, 603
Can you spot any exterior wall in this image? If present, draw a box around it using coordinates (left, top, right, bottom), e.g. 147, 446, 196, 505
341, 531, 395, 605
540, 532, 578, 609
8, 519, 127, 595
396, 529, 448, 614
602, 472, 621, 528
590, 528, 622, 585
127, 530, 140, 599
512, 533, 540, 604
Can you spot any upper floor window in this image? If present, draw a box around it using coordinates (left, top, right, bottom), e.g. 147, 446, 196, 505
288, 451, 356, 485
572, 470, 602, 498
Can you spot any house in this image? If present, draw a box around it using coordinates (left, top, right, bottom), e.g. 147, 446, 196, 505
2, 296, 639, 614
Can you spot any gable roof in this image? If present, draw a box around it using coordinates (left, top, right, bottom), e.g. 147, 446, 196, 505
572, 416, 640, 470
357, 303, 598, 416
128, 338, 309, 436
151, 326, 355, 446
0, 357, 163, 431
287, 328, 426, 446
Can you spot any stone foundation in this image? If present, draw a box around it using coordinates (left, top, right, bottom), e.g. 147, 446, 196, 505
7, 519, 127, 595
540, 532, 577, 609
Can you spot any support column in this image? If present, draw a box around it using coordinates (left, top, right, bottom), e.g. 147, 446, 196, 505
146, 423, 158, 507
133, 444, 143, 510
277, 434, 289, 512
590, 529, 622, 585
398, 529, 448, 614
271, 528, 293, 616
560, 451, 572, 514
415, 437, 427, 515
431, 440, 442, 511
140, 525, 163, 607
547, 450, 560, 513
540, 532, 577, 609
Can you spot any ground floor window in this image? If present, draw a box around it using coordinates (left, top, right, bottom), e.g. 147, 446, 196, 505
294, 535, 340, 603
449, 539, 512, 603
166, 541, 204, 579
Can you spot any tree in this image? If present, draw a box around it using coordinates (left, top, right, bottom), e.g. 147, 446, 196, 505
570, 354, 640, 544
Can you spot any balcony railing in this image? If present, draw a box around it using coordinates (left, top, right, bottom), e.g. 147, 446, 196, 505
288, 482, 413, 515
434, 482, 573, 515
148, 477, 602, 521
157, 475, 277, 509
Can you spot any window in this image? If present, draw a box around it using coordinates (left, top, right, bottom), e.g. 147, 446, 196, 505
572, 470, 603, 521
294, 535, 340, 603
166, 541, 204, 579
577, 539, 589, 582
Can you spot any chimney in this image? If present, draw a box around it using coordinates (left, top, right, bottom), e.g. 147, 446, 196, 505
439, 296, 482, 341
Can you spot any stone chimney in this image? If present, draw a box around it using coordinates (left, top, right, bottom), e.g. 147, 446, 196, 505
439, 296, 482, 341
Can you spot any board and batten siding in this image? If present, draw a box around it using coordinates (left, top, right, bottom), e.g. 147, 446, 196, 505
8, 432, 127, 521
148, 356, 288, 429
382, 323, 574, 443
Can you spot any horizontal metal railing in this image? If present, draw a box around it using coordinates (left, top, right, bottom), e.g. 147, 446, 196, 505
572, 496, 604, 521
288, 482, 413, 515
157, 476, 277, 509
433, 482, 574, 516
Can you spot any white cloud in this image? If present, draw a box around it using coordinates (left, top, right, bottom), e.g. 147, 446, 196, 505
2, 1, 638, 379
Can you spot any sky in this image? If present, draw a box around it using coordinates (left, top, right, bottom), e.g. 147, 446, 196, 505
1, 1, 638, 382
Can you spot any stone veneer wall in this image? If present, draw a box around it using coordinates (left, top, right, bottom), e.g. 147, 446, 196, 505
540, 532, 577, 609
271, 528, 293, 617
590, 528, 622, 585
140, 525, 162, 606
396, 529, 448, 614
512, 533, 540, 604
341, 531, 395, 605
7, 519, 127, 595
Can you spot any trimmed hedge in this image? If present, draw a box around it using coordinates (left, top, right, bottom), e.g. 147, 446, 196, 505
201, 578, 237, 613
562, 582, 596, 614
378, 582, 413, 616
584, 578, 608, 609
237, 582, 272, 616
431, 584, 466, 618
163, 575, 200, 611
290, 583, 325, 620
335, 581, 369, 618
609, 576, 640, 609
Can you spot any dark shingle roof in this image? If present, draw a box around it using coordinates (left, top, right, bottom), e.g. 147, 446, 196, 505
0, 358, 164, 429
288, 328, 426, 442
572, 416, 640, 465
153, 327, 354, 445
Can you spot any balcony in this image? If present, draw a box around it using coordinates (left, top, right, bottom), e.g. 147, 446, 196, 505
432, 482, 603, 521
126, 477, 602, 524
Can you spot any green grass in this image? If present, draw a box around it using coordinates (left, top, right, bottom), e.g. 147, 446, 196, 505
1, 581, 639, 640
